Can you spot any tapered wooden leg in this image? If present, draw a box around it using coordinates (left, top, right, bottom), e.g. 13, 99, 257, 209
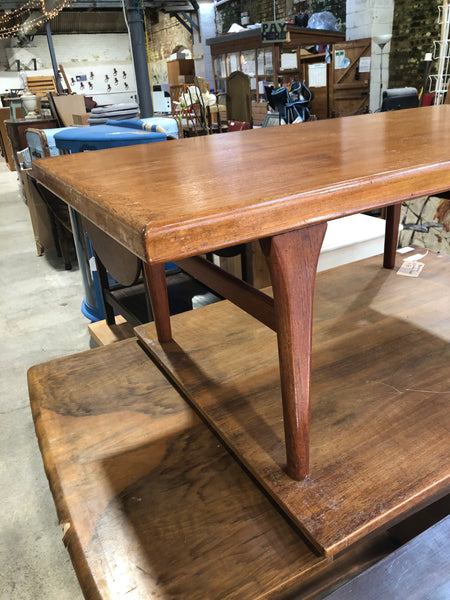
383, 203, 402, 269
94, 252, 115, 325
143, 263, 172, 342
260, 223, 327, 481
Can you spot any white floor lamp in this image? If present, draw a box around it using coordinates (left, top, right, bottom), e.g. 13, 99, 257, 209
374, 34, 392, 109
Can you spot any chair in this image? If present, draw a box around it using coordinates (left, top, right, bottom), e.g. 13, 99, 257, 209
81, 218, 152, 325
52, 124, 215, 323
170, 83, 210, 136
381, 88, 419, 111
26, 75, 57, 97
34, 182, 74, 270
215, 71, 253, 133
227, 120, 251, 132
206, 243, 253, 285
290, 80, 314, 105
210, 72, 254, 281
265, 81, 311, 124
225, 71, 253, 128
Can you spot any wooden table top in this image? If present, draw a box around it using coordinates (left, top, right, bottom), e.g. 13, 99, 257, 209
32, 106, 450, 264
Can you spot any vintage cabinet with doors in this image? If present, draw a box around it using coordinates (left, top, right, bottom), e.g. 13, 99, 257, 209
207, 29, 371, 121
206, 25, 345, 120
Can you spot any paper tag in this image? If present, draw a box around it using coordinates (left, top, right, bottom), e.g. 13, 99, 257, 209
397, 246, 414, 254
403, 252, 427, 262
397, 261, 425, 277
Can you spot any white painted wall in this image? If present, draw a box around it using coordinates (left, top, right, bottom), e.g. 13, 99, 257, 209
0, 33, 137, 105
193, 0, 216, 90
346, 0, 395, 112
0, 14, 215, 106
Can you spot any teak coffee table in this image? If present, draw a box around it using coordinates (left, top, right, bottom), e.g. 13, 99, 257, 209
33, 106, 450, 556
32, 108, 450, 555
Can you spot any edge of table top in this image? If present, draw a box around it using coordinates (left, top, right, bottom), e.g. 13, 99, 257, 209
32, 106, 450, 264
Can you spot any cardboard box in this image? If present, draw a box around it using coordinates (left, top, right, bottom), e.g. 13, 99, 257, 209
178, 75, 196, 84
251, 101, 268, 126
72, 113, 89, 126
167, 59, 195, 85
51, 93, 87, 126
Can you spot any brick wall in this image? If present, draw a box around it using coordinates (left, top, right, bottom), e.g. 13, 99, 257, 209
216, 0, 344, 33
389, 0, 440, 91
310, 0, 345, 28
147, 11, 193, 85
215, 1, 275, 33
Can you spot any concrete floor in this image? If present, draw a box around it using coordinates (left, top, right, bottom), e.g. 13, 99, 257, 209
0, 159, 87, 599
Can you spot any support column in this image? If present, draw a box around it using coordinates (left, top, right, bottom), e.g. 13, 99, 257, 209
123, 0, 153, 118
45, 21, 63, 94
346, 0, 395, 112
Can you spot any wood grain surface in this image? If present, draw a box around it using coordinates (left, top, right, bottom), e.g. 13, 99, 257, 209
28, 339, 329, 600
136, 250, 450, 556
32, 106, 450, 264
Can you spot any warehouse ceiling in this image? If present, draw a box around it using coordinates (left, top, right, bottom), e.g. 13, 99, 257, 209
39, 9, 128, 34
0, 1, 198, 6
0, 1, 199, 35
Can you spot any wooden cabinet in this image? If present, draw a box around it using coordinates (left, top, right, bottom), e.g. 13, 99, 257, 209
5, 117, 57, 180
0, 108, 14, 170
206, 26, 345, 119
167, 59, 195, 85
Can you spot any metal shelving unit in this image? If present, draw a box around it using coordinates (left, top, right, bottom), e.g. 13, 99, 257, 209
430, 1, 450, 104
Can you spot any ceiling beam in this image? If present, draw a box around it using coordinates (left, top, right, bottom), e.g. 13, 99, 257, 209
0, 1, 198, 9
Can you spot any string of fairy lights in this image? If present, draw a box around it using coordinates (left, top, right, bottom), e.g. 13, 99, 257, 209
0, 0, 72, 39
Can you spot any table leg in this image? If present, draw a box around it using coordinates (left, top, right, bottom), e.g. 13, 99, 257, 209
260, 223, 327, 481
94, 252, 116, 326
143, 263, 172, 342
383, 203, 402, 269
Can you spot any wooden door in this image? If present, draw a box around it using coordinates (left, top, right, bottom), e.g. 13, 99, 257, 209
331, 38, 371, 117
